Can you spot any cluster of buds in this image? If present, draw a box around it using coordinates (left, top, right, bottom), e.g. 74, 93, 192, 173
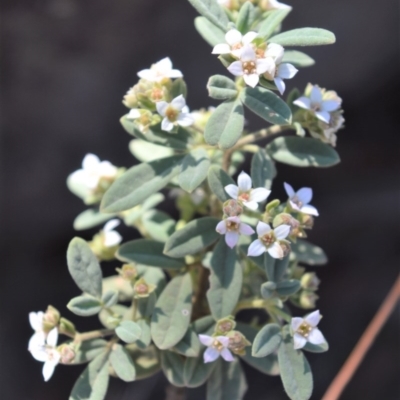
218, 0, 290, 12
116, 264, 156, 299
288, 263, 320, 309
89, 219, 122, 261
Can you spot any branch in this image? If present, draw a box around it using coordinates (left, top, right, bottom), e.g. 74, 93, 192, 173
74, 328, 115, 343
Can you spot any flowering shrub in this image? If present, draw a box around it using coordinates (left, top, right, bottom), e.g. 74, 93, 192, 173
28, 1, 344, 399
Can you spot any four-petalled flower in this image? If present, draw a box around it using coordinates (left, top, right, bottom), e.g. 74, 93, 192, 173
199, 334, 234, 363
156, 95, 194, 132
137, 57, 183, 82
284, 183, 319, 216
291, 310, 326, 350
225, 171, 271, 210
216, 216, 255, 248
212, 29, 258, 58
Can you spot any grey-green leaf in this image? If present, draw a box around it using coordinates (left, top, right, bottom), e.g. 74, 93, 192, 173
282, 51, 315, 67
73, 209, 114, 231
117, 239, 185, 269
67, 296, 103, 317
101, 290, 118, 308
151, 273, 193, 349
161, 351, 186, 387
179, 148, 211, 193
278, 332, 313, 400
194, 16, 226, 47
136, 319, 152, 349
267, 136, 340, 167
276, 279, 301, 296
204, 99, 244, 150
207, 75, 238, 100
101, 155, 185, 213
170, 78, 188, 99
164, 217, 220, 258
129, 139, 174, 162
251, 149, 276, 190
67, 237, 103, 298
269, 27, 336, 47
72, 339, 108, 365
258, 8, 291, 39
142, 209, 175, 243
115, 321, 142, 344
206, 239, 243, 320
252, 323, 282, 357
110, 344, 136, 382
174, 325, 201, 357
187, 0, 229, 31
207, 166, 236, 202
184, 354, 215, 387
236, 1, 256, 33
291, 240, 328, 265
241, 87, 292, 125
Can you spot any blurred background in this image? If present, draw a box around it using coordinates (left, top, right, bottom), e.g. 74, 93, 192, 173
1, 0, 399, 399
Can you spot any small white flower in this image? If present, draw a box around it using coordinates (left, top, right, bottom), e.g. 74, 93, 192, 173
225, 171, 271, 210
29, 327, 61, 381
156, 95, 194, 132
102, 219, 122, 247
260, 0, 292, 11
199, 334, 234, 363
247, 222, 290, 259
227, 45, 275, 88
212, 29, 258, 58
216, 216, 255, 249
291, 310, 326, 350
293, 85, 341, 124
137, 57, 183, 82
284, 183, 319, 216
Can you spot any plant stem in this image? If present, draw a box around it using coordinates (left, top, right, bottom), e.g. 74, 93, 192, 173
322, 275, 400, 400
74, 328, 115, 343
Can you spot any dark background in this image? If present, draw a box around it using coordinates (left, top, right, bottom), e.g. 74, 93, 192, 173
1, 0, 399, 399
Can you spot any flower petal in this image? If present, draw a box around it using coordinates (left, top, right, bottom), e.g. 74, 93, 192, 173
156, 57, 173, 72
293, 333, 307, 350
104, 219, 120, 232
212, 43, 231, 54
171, 95, 186, 111
82, 154, 100, 170
321, 99, 340, 112
243, 73, 259, 88
265, 43, 284, 62
46, 328, 58, 347
315, 111, 330, 124
293, 97, 311, 110
310, 86, 323, 104
217, 336, 230, 347
289, 200, 301, 211
204, 347, 220, 363
239, 223, 255, 236
127, 109, 141, 119
237, 171, 252, 192
274, 224, 290, 240
305, 310, 321, 327
300, 204, 319, 216
296, 187, 313, 204
169, 69, 183, 78
137, 69, 153, 80
29, 345, 48, 362
283, 182, 295, 197
177, 113, 194, 127
221, 348, 235, 362
308, 328, 326, 345
247, 239, 266, 257
242, 31, 258, 45
199, 334, 214, 347
256, 57, 275, 75
243, 200, 259, 210
161, 118, 174, 132
225, 232, 239, 248
274, 77, 286, 95
291, 317, 304, 332
227, 61, 244, 77
224, 184, 239, 199
42, 359, 58, 382
256, 221, 271, 236
156, 101, 169, 116
268, 242, 284, 259
216, 220, 227, 234
29, 312, 44, 331
225, 29, 242, 46
104, 231, 122, 247
278, 63, 298, 79
240, 45, 256, 61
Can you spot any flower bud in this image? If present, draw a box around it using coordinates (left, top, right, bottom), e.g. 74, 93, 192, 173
301, 273, 320, 291
223, 200, 243, 217
42, 305, 60, 332
116, 264, 138, 282
215, 316, 236, 335
123, 86, 139, 108
226, 331, 251, 356
58, 344, 76, 364
299, 290, 319, 309
58, 317, 76, 337
300, 213, 314, 229
133, 278, 156, 299
278, 240, 291, 258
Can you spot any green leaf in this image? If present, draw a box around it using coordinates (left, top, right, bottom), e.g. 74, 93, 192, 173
207, 166, 236, 202
207, 75, 238, 100
67, 296, 103, 317
161, 351, 186, 387
164, 217, 220, 258
121, 116, 191, 150
115, 321, 142, 343
98, 304, 129, 329
67, 237, 103, 298
251, 149, 276, 190
269, 27, 336, 47
187, 0, 229, 31
267, 136, 340, 167
142, 209, 175, 243
173, 325, 201, 357
151, 273, 193, 349
276, 279, 301, 296
291, 240, 328, 265
125, 344, 161, 380
184, 354, 215, 387
138, 291, 157, 318
136, 319, 152, 349
101, 290, 118, 308
206, 358, 247, 400
122, 193, 165, 226
241, 87, 292, 125
274, 255, 290, 282
73, 209, 113, 231
260, 281, 276, 299
129, 139, 174, 162
258, 8, 291, 39
303, 340, 329, 353
278, 331, 313, 400
193, 315, 216, 335
72, 339, 108, 365
282, 51, 315, 67
179, 148, 211, 193
170, 78, 188, 99
206, 239, 243, 320
110, 344, 136, 382
117, 239, 185, 269
252, 323, 282, 357
69, 353, 110, 400
101, 155, 185, 213
194, 16, 226, 47
236, 1, 256, 33
204, 99, 244, 150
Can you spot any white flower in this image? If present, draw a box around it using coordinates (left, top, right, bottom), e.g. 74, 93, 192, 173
284, 183, 319, 216
225, 171, 271, 210
212, 29, 258, 58
29, 311, 46, 352
102, 219, 122, 247
227, 45, 274, 88
260, 0, 292, 11
247, 222, 290, 259
137, 57, 183, 82
199, 334, 234, 363
291, 310, 326, 350
293, 85, 341, 124
29, 327, 61, 381
156, 95, 194, 132
216, 216, 255, 248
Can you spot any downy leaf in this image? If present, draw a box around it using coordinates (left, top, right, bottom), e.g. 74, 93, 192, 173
207, 75, 238, 100
115, 321, 142, 344
73, 209, 114, 231
161, 351, 186, 387
282, 51, 315, 67
194, 16, 226, 47
142, 209, 175, 243
109, 344, 136, 382
129, 139, 174, 162
291, 240, 328, 265
184, 353, 216, 387
170, 78, 188, 99
269, 27, 336, 47
252, 323, 282, 357
258, 8, 291, 39
236, 1, 256, 33
173, 325, 201, 357
275, 279, 301, 296
101, 290, 118, 308
187, 0, 229, 31
207, 166, 236, 202
251, 149, 276, 190
179, 148, 211, 193
72, 339, 108, 365
136, 319, 152, 349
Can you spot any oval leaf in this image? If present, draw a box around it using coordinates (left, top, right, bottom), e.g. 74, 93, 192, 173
67, 296, 103, 317
236, 1, 256, 33
187, 0, 229, 31
161, 351, 186, 387
270, 28, 336, 47
276, 279, 301, 296
129, 139, 174, 162
291, 240, 328, 265
73, 209, 114, 231
184, 354, 215, 387
207, 166, 236, 202
110, 344, 136, 382
282, 50, 315, 68
136, 319, 152, 349
116, 321, 142, 343
251, 149, 276, 190
173, 325, 201, 357
179, 148, 211, 193
72, 339, 108, 365
252, 324, 282, 357
207, 75, 238, 100
258, 8, 291, 39
142, 209, 175, 243
194, 16, 226, 47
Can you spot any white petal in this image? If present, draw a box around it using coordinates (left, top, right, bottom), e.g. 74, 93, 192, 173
30, 345, 48, 362
225, 29, 242, 46
274, 77, 286, 95
268, 242, 284, 259
283, 182, 295, 197
225, 232, 239, 248
289, 200, 301, 212
237, 171, 252, 191
291, 317, 304, 332
256, 221, 271, 236
127, 109, 141, 119
247, 239, 266, 257
243, 201, 259, 210
137, 69, 153, 80
321, 99, 340, 112
212, 43, 231, 54
256, 57, 275, 75
278, 63, 298, 79
29, 312, 44, 331
156, 57, 173, 72
204, 347, 220, 363
224, 184, 239, 199
305, 310, 321, 327
310, 86, 323, 104
296, 187, 313, 204
293, 333, 307, 350
43, 359, 58, 382
300, 204, 319, 216
169, 69, 183, 78
239, 223, 255, 236
221, 348, 235, 362
104, 231, 122, 247
82, 154, 100, 170
242, 31, 258, 45
244, 74, 259, 88
104, 219, 120, 232
199, 334, 214, 347
46, 328, 58, 347
98, 161, 117, 178
293, 97, 311, 110
156, 101, 169, 116
29, 332, 46, 352
240, 45, 256, 61
216, 220, 227, 234
171, 95, 186, 111
315, 111, 331, 123
269, 0, 292, 10
177, 113, 194, 127
266, 43, 284, 62
308, 328, 326, 345
161, 118, 174, 132
274, 224, 290, 240
227, 61, 244, 77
